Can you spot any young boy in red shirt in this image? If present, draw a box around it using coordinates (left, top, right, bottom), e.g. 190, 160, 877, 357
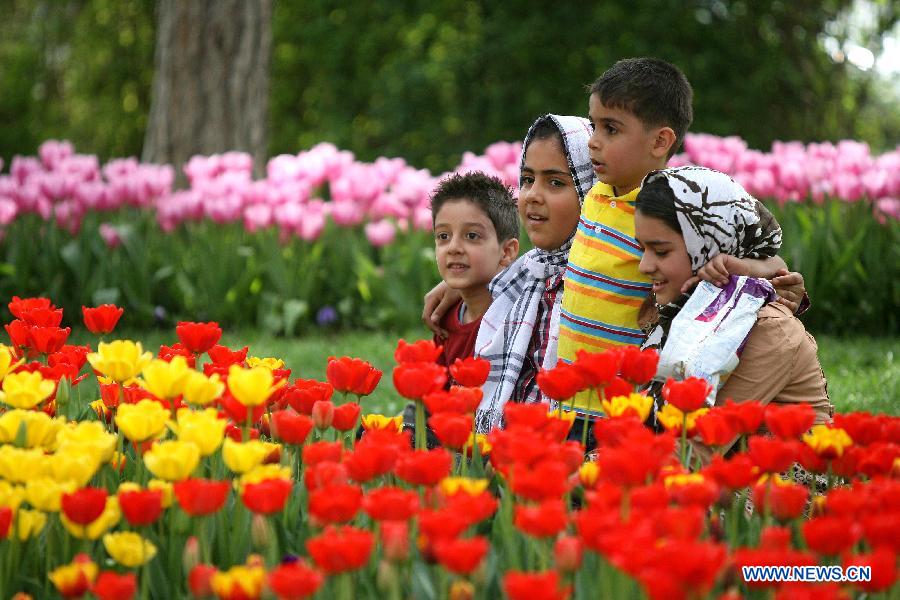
403, 172, 520, 444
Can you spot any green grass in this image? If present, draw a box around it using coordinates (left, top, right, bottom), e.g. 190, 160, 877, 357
71, 328, 898, 417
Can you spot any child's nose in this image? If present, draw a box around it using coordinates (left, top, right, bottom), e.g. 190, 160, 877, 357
638, 253, 653, 274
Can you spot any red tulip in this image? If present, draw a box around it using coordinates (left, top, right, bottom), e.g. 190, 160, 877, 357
268, 559, 324, 600
61, 487, 108, 525
441, 491, 498, 526
719, 399, 765, 435
393, 361, 447, 400
326, 356, 382, 396
764, 403, 816, 440
832, 411, 882, 446
48, 344, 90, 371
242, 478, 292, 515
8, 296, 53, 319
618, 346, 659, 385
284, 378, 334, 414
433, 536, 489, 575
207, 344, 248, 366
118, 489, 163, 526
417, 508, 470, 542
0, 506, 11, 539
91, 571, 137, 600
423, 387, 482, 415
802, 515, 860, 556
509, 460, 570, 502
20, 306, 63, 327
448, 356, 490, 387
695, 411, 738, 447
843, 547, 897, 593
553, 536, 583, 572
158, 343, 196, 368
303, 461, 349, 491
748, 436, 798, 474
428, 412, 473, 450
308, 484, 362, 524
302, 441, 343, 467
503, 570, 570, 600
362, 486, 419, 521
311, 400, 334, 430
332, 402, 361, 432
306, 526, 374, 574
188, 564, 217, 598
394, 448, 453, 486
394, 338, 443, 364
343, 442, 398, 483
173, 478, 230, 516
271, 410, 314, 445
28, 325, 71, 355
573, 348, 621, 389
662, 377, 712, 413
175, 321, 222, 354
752, 477, 809, 521
602, 375, 633, 401
536, 363, 586, 402
5, 319, 30, 350
379, 521, 410, 561
82, 304, 124, 334
702, 454, 758, 492
514, 500, 569, 538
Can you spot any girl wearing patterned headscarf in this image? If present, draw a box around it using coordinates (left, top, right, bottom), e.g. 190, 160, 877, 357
635, 166, 831, 446
473, 114, 595, 433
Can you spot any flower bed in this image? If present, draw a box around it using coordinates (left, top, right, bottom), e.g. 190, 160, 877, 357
0, 297, 897, 599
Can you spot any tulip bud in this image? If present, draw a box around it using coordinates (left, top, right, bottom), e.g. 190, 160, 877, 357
312, 400, 334, 430
257, 413, 271, 437
553, 535, 583, 572
450, 580, 475, 600
182, 536, 200, 574
376, 560, 397, 591
188, 564, 216, 598
380, 521, 410, 562
251, 514, 272, 550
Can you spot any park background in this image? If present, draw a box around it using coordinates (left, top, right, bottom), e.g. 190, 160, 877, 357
0, 0, 897, 415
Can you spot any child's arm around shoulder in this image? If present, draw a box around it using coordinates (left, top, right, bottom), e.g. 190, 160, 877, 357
681, 255, 807, 314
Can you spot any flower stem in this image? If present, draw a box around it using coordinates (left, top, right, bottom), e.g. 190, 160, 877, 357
415, 401, 425, 451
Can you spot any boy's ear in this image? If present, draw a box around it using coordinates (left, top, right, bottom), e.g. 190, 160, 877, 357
651, 127, 677, 159
499, 238, 519, 267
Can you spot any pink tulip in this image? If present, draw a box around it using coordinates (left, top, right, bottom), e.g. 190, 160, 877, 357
364, 219, 396, 247
99, 223, 122, 248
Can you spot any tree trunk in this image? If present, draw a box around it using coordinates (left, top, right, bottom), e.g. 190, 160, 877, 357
142, 0, 271, 181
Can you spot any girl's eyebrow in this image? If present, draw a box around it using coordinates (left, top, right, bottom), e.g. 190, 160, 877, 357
641, 239, 673, 246
521, 166, 572, 177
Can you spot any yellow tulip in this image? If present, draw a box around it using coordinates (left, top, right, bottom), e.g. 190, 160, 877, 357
25, 478, 76, 512
361, 413, 403, 431
656, 404, 709, 433
61, 496, 120, 540
0, 344, 23, 382
664, 472, 709, 488
87, 340, 153, 383
48, 450, 103, 487
439, 477, 490, 497
141, 356, 191, 399
0, 446, 48, 483
0, 409, 64, 448
463, 433, 492, 456
0, 371, 56, 409
15, 508, 46, 541
227, 365, 283, 407
148, 479, 174, 508
211, 565, 266, 600
246, 356, 285, 370
171, 408, 227, 456
143, 440, 200, 481
238, 464, 292, 491
49, 556, 98, 595
222, 438, 271, 474
55, 421, 117, 462
182, 371, 224, 406
601, 392, 655, 422
0, 480, 25, 511
115, 399, 170, 443
103, 531, 157, 567
579, 461, 600, 487
803, 425, 854, 458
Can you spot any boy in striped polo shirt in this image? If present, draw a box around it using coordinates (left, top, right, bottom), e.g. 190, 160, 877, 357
557, 57, 792, 420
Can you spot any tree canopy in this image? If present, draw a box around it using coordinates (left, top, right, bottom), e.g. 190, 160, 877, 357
1, 0, 897, 172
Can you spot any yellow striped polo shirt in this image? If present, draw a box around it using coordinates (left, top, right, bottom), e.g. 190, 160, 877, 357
558, 181, 652, 414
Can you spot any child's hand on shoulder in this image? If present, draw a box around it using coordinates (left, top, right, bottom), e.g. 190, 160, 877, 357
769, 269, 807, 314
680, 254, 750, 292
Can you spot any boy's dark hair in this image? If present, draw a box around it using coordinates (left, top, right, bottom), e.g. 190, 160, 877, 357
635, 176, 681, 232
430, 172, 519, 242
590, 57, 693, 157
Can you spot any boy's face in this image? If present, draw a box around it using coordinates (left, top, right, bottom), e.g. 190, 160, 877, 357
588, 93, 671, 195
433, 199, 517, 296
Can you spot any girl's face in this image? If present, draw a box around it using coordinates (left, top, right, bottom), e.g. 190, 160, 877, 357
519, 137, 582, 251
634, 210, 693, 305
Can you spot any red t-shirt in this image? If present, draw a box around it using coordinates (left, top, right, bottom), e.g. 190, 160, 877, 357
434, 300, 482, 384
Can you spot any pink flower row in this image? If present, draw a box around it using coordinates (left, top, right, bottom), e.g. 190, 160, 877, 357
0, 135, 896, 250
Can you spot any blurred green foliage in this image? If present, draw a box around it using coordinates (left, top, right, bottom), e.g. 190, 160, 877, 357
1, 0, 898, 170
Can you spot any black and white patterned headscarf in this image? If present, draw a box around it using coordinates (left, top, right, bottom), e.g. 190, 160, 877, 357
474, 114, 594, 432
